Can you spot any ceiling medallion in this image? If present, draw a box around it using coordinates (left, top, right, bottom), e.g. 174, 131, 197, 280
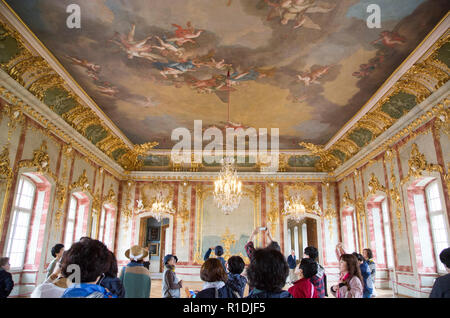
214, 157, 242, 215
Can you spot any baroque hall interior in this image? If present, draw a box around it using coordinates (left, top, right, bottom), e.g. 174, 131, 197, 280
0, 0, 448, 299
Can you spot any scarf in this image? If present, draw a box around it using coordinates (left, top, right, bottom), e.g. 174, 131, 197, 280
202, 281, 225, 291
337, 272, 350, 298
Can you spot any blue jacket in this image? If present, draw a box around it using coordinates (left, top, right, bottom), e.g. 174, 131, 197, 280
360, 261, 373, 291
287, 255, 297, 269
98, 275, 126, 298
62, 283, 117, 298
204, 248, 227, 271
226, 273, 247, 298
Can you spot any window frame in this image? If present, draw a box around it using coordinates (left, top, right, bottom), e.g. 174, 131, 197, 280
6, 176, 37, 270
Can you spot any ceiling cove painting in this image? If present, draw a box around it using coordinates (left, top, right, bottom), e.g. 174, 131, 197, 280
5, 0, 449, 149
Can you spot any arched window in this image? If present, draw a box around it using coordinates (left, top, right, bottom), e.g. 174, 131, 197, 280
64, 192, 90, 248
342, 208, 357, 252
424, 181, 448, 272
98, 205, 115, 249
6, 177, 36, 268
407, 178, 449, 273
381, 199, 394, 268
301, 223, 308, 253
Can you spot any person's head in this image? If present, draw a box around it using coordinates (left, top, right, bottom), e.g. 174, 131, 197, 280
60, 239, 109, 284
267, 241, 281, 252
352, 252, 365, 264
290, 249, 295, 256
78, 237, 92, 243
0, 257, 10, 271
200, 258, 228, 283
105, 251, 118, 277
125, 245, 149, 263
214, 246, 224, 257
295, 257, 318, 279
51, 244, 65, 259
304, 246, 319, 261
227, 256, 245, 275
340, 254, 363, 283
164, 254, 176, 267
246, 248, 289, 292
363, 248, 373, 260
439, 248, 450, 272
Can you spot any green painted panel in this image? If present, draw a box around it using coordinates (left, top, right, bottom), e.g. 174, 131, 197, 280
331, 149, 346, 163
202, 155, 256, 167
0, 27, 19, 64
381, 92, 417, 119
143, 155, 170, 166
43, 87, 77, 115
85, 124, 107, 145
435, 41, 450, 68
288, 155, 320, 167
112, 148, 127, 161
348, 128, 373, 148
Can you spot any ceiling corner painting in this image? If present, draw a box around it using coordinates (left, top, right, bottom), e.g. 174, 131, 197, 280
5, 0, 449, 149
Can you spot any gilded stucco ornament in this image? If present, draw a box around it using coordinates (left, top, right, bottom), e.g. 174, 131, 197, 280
401, 143, 443, 186
0, 146, 12, 182
366, 173, 386, 197
178, 183, 190, 247
299, 142, 341, 172
118, 141, 159, 171
322, 182, 337, 238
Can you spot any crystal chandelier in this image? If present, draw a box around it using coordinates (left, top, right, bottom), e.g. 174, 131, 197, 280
214, 157, 242, 215
282, 195, 320, 221
136, 191, 175, 222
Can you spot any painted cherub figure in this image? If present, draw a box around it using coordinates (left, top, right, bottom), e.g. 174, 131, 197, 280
110, 24, 166, 62
265, 0, 335, 29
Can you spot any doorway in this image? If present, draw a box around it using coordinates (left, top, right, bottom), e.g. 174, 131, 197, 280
138, 216, 170, 273
287, 218, 318, 257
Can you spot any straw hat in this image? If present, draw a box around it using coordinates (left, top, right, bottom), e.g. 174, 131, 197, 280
125, 245, 149, 261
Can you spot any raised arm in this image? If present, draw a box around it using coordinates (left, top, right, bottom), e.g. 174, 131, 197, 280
335, 242, 346, 260
266, 227, 274, 246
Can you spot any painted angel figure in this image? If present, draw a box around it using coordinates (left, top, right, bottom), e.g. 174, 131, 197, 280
110, 24, 167, 62
170, 22, 203, 45
153, 36, 185, 58
297, 65, 330, 86
265, 0, 335, 30
65, 55, 101, 73
371, 31, 406, 48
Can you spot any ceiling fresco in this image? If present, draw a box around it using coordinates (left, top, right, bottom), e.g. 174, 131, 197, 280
4, 0, 450, 150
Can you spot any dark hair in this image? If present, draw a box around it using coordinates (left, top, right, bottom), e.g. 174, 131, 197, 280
363, 248, 373, 259
340, 254, 363, 285
227, 256, 245, 275
79, 237, 92, 242
200, 258, 228, 283
439, 247, 450, 268
267, 241, 281, 251
51, 244, 64, 258
0, 257, 9, 267
214, 246, 224, 257
246, 248, 289, 292
105, 251, 118, 277
60, 239, 109, 283
352, 252, 365, 263
299, 258, 318, 279
304, 246, 319, 260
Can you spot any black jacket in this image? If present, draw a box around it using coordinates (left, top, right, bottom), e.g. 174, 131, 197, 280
226, 273, 247, 298
196, 285, 238, 298
0, 269, 14, 298
98, 275, 126, 298
246, 289, 293, 298
430, 273, 450, 298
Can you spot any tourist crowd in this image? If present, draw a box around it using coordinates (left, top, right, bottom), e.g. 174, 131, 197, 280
0, 227, 449, 298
